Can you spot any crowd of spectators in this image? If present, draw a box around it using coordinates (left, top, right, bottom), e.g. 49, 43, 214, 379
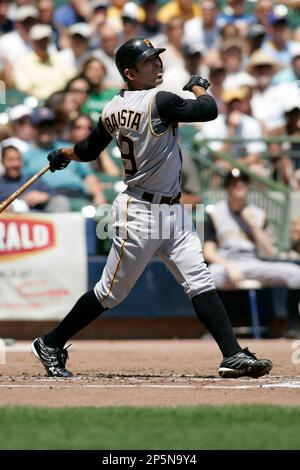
0, 1, 299, 237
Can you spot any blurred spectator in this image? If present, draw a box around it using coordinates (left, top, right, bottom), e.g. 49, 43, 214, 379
261, 13, 294, 66
201, 87, 266, 173
220, 39, 255, 91
107, 0, 145, 34
69, 113, 120, 177
140, 0, 165, 44
22, 107, 107, 207
44, 90, 79, 141
290, 218, 300, 255
93, 23, 124, 89
219, 0, 255, 35
80, 57, 118, 123
0, 5, 38, 65
267, 129, 297, 188
157, 0, 201, 24
65, 75, 91, 110
219, 21, 240, 41
60, 22, 93, 75
90, 0, 108, 33
7, 104, 34, 153
0, 0, 13, 34
120, 2, 142, 42
184, 0, 220, 52
272, 43, 300, 85
160, 16, 184, 70
14, 24, 72, 100
247, 50, 296, 133
253, 0, 274, 30
0, 51, 14, 88
203, 168, 300, 338
246, 23, 266, 55
54, 0, 92, 28
37, 0, 54, 25
284, 97, 300, 183
0, 144, 68, 212
36, 0, 60, 49
292, 25, 300, 42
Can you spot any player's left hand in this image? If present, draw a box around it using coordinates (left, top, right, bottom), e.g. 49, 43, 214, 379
47, 149, 71, 172
182, 75, 211, 92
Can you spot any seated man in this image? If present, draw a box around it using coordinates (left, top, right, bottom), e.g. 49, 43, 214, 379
203, 168, 300, 337
22, 107, 106, 209
0, 144, 68, 212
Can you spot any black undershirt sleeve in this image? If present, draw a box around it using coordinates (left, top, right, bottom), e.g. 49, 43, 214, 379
74, 119, 113, 162
155, 91, 218, 123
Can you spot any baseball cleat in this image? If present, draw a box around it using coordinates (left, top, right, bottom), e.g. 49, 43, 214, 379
31, 336, 73, 378
218, 347, 272, 378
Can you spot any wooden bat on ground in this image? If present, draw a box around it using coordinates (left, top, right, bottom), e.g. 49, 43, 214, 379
0, 164, 50, 214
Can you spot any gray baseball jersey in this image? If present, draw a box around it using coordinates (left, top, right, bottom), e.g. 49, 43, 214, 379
101, 88, 182, 195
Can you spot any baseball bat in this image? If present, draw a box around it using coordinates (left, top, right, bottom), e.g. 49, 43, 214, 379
0, 164, 50, 214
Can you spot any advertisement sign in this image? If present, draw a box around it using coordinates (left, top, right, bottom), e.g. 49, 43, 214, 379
0, 213, 87, 320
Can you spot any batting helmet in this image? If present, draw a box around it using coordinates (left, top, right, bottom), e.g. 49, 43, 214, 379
115, 37, 166, 80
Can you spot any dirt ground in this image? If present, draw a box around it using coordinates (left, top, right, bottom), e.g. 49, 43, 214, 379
1, 339, 300, 407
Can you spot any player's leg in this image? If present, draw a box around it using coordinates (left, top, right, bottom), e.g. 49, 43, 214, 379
158, 225, 241, 358
94, 194, 163, 308
32, 195, 160, 376
158, 206, 272, 377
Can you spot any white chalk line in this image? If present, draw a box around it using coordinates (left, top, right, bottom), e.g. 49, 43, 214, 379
1, 381, 300, 390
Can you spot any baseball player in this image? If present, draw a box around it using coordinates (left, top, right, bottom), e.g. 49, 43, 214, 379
31, 37, 272, 379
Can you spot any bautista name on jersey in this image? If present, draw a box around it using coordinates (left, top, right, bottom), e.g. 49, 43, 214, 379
104, 109, 143, 134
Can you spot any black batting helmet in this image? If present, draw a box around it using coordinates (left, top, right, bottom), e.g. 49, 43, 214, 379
115, 37, 166, 80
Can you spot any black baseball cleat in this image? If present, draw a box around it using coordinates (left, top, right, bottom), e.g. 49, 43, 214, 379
218, 347, 273, 378
31, 336, 73, 378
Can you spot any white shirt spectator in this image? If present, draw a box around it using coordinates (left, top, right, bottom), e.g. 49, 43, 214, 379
201, 113, 266, 156
251, 82, 298, 131
183, 17, 220, 51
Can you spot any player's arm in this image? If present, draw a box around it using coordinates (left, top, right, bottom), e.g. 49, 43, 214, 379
156, 83, 218, 123
47, 120, 113, 172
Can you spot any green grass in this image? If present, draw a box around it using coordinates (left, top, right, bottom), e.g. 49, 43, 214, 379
0, 406, 300, 450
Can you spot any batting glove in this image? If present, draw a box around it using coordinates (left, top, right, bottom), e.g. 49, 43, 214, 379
182, 75, 211, 92
47, 149, 70, 172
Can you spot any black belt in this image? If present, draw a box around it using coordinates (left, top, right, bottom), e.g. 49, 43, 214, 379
141, 191, 181, 205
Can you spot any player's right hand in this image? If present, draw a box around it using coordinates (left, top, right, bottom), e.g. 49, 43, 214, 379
182, 75, 211, 92
47, 149, 71, 172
